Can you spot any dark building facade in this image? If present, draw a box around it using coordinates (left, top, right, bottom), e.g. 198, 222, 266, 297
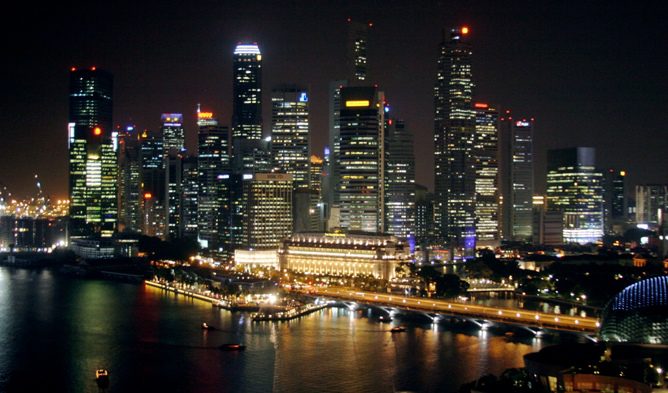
197, 112, 230, 252
338, 86, 385, 233
498, 113, 534, 241
433, 27, 476, 259
384, 118, 415, 239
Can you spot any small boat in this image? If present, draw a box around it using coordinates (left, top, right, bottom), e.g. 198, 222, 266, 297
390, 326, 406, 333
504, 331, 515, 338
219, 343, 246, 351
202, 322, 217, 330
95, 369, 109, 388
379, 315, 392, 322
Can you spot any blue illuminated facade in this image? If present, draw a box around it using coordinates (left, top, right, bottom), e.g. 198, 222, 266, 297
600, 276, 668, 345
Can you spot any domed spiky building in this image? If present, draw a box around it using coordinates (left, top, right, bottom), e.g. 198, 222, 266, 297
600, 275, 668, 345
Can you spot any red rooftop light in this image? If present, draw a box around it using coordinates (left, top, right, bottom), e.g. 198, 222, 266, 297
461, 26, 470, 35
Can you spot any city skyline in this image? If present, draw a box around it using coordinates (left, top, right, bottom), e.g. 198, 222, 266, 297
2, 0, 668, 199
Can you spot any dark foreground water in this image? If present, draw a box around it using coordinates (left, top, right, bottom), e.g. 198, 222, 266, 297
0, 267, 575, 392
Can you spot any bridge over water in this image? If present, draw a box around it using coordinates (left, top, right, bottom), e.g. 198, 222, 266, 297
298, 286, 600, 335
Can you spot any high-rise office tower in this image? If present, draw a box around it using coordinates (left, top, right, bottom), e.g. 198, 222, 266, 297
635, 184, 668, 227
117, 124, 141, 233
68, 67, 116, 238
242, 173, 293, 249
326, 80, 347, 207
346, 18, 371, 82
309, 154, 325, 231
139, 130, 165, 238
232, 43, 262, 142
433, 26, 476, 259
197, 111, 230, 251
181, 155, 199, 239
546, 147, 603, 244
271, 86, 310, 233
384, 118, 415, 238
602, 169, 627, 234
473, 103, 499, 245
270, 86, 310, 190
232, 43, 265, 173
164, 151, 183, 240
161, 113, 185, 153
338, 86, 386, 233
498, 112, 534, 241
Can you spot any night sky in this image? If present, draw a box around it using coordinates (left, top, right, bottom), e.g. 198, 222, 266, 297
2, 0, 667, 200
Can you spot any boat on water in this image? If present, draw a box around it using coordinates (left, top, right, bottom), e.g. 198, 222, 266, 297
219, 343, 246, 351
390, 326, 406, 333
202, 322, 217, 330
95, 369, 109, 388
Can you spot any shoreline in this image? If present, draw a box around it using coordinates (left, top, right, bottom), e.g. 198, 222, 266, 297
144, 280, 220, 304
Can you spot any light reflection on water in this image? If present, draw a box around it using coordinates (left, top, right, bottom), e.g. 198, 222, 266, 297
0, 267, 573, 393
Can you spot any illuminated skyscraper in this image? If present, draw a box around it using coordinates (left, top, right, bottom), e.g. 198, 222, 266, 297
232, 43, 265, 173
473, 103, 499, 245
139, 130, 165, 238
117, 124, 141, 233
498, 112, 534, 241
161, 113, 185, 153
197, 111, 230, 251
338, 86, 386, 233
546, 147, 603, 244
433, 26, 476, 259
67, 67, 116, 238
384, 118, 415, 238
164, 151, 183, 240
270, 86, 310, 190
326, 80, 347, 207
309, 154, 325, 231
232, 43, 262, 142
181, 155, 199, 239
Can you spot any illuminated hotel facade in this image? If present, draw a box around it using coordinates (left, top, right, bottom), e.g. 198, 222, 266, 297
338, 86, 386, 233
433, 26, 476, 259
473, 103, 499, 245
546, 147, 604, 244
68, 67, 117, 238
279, 232, 409, 280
